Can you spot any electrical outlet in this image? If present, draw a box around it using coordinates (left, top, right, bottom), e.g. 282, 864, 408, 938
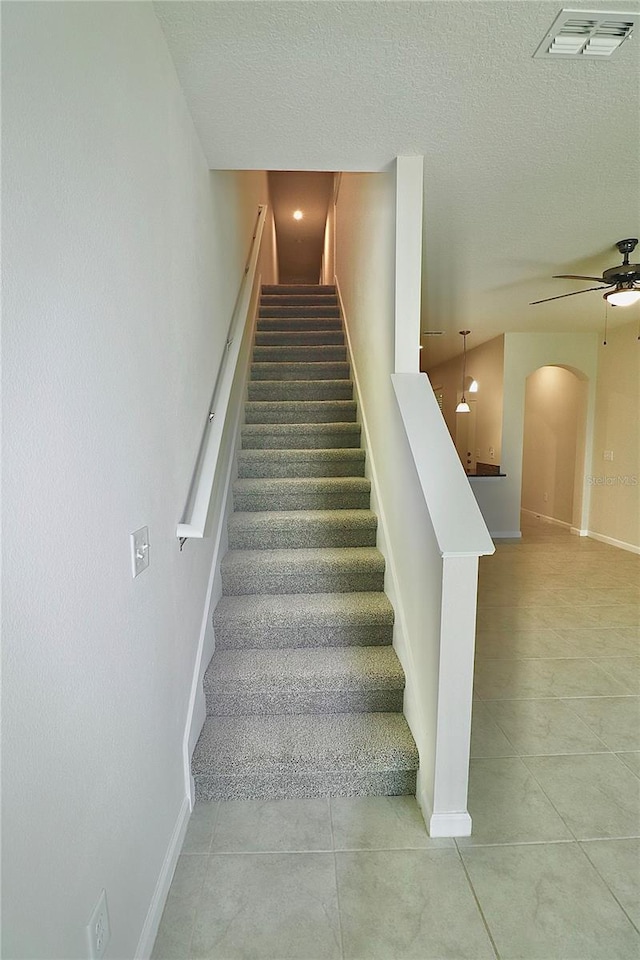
543, 492, 548, 502
130, 526, 149, 578
604, 450, 614, 461
489, 446, 495, 459
86, 889, 111, 960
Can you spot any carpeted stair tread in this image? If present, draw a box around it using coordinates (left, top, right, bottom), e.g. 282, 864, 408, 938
213, 592, 394, 649
220, 546, 385, 595
247, 379, 353, 402
262, 284, 336, 295
251, 361, 350, 381
192, 712, 418, 778
253, 345, 347, 363
257, 317, 343, 332
255, 330, 345, 346
228, 509, 377, 549
245, 400, 357, 424
259, 305, 341, 318
233, 476, 370, 511
241, 421, 361, 449
204, 647, 404, 716
260, 294, 338, 307
237, 448, 365, 478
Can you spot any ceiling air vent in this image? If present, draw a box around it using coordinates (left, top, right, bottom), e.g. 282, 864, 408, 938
534, 9, 638, 58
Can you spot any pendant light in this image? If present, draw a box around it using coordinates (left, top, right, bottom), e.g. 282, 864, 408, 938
456, 330, 471, 413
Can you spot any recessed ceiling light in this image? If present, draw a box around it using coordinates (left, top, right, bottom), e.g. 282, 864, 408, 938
293, 210, 303, 220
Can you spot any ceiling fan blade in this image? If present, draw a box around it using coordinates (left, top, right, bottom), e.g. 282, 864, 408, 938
553, 274, 607, 283
530, 286, 612, 305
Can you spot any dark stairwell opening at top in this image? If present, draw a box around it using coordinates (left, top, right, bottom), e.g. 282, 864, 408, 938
268, 170, 334, 285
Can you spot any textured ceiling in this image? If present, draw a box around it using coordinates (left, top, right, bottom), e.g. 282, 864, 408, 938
154, 0, 640, 364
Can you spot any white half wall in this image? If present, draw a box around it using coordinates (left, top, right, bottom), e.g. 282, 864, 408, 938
2, 5, 270, 958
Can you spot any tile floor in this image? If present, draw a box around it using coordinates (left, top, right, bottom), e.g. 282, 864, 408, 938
153, 515, 639, 959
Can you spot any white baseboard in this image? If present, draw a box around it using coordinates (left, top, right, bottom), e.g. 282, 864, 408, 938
571, 527, 589, 536
585, 530, 640, 555
429, 811, 472, 838
490, 530, 522, 539
135, 795, 191, 959
521, 508, 571, 529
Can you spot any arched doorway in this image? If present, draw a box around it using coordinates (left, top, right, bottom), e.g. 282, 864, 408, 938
521, 365, 589, 530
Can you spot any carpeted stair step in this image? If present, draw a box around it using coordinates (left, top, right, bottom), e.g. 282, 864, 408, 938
257, 316, 343, 332
253, 345, 347, 363
260, 295, 338, 308
259, 305, 341, 318
247, 379, 353, 402
233, 476, 370, 511
213, 592, 394, 649
255, 329, 344, 346
204, 647, 405, 717
241, 422, 361, 449
228, 509, 377, 550
262, 284, 336, 296
245, 400, 357, 424
237, 448, 365, 478
251, 361, 350, 381
192, 712, 418, 800
220, 547, 385, 595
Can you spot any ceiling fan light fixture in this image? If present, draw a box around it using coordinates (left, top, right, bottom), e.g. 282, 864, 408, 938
604, 287, 640, 307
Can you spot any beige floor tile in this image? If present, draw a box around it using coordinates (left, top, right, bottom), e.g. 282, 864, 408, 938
594, 656, 640, 693
486, 698, 608, 755
474, 629, 582, 660
580, 838, 640, 929
211, 798, 332, 852
470, 701, 517, 758
459, 757, 572, 846
181, 802, 219, 854
562, 697, 640, 752
551, 626, 640, 657
617, 752, 640, 778
191, 853, 341, 959
523, 753, 640, 839
151, 855, 208, 959
329, 795, 450, 850
473, 657, 629, 700
336, 849, 495, 958
461, 842, 640, 958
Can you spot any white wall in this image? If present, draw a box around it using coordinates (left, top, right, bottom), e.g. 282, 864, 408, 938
588, 318, 640, 551
522, 366, 587, 525
335, 171, 444, 822
2, 5, 270, 958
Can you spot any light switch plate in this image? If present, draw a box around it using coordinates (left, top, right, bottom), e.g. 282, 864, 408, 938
130, 526, 150, 578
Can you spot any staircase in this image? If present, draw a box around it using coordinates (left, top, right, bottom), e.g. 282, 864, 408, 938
192, 284, 419, 800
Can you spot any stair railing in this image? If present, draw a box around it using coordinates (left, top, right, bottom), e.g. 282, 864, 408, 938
177, 204, 267, 544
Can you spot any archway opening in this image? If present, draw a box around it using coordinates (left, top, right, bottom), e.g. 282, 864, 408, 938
521, 365, 589, 530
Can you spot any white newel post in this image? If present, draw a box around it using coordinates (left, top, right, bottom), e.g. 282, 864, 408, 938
429, 554, 479, 837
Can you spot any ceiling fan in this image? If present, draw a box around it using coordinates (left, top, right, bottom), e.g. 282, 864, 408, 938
531, 238, 640, 307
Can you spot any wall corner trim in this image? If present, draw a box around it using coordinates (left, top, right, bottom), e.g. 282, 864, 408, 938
429, 811, 472, 838
135, 795, 191, 959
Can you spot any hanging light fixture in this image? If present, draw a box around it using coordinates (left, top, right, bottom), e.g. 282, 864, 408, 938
469, 377, 479, 393
456, 330, 471, 413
